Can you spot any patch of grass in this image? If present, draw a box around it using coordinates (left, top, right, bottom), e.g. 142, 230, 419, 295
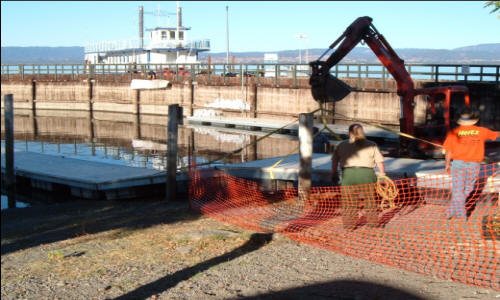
209, 234, 228, 241
47, 250, 64, 261
176, 237, 191, 245
197, 240, 209, 250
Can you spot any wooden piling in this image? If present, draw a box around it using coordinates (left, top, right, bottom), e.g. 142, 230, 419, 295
4, 94, 16, 208
189, 79, 195, 117
30, 79, 37, 115
250, 84, 258, 118
134, 89, 141, 139
166, 104, 183, 202
88, 79, 94, 112
298, 112, 313, 204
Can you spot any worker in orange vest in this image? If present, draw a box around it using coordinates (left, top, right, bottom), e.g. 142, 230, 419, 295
442, 108, 498, 219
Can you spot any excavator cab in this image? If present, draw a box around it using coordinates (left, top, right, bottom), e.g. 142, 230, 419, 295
413, 86, 470, 157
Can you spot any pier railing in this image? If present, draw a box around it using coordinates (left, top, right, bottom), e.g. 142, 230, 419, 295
1, 63, 499, 86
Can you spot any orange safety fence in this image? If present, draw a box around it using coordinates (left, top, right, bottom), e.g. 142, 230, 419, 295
189, 163, 499, 290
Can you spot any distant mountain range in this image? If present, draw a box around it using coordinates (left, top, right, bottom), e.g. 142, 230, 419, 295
1, 44, 499, 64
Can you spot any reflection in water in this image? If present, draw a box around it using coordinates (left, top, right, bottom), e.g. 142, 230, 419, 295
1, 195, 29, 210
1, 111, 299, 171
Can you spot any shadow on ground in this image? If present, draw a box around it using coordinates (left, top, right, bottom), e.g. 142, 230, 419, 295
113, 233, 274, 300
236, 279, 425, 300
1, 198, 197, 255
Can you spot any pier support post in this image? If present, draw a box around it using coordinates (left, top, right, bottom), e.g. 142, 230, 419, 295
87, 80, 95, 141
189, 79, 195, 117
87, 110, 95, 143
30, 79, 37, 116
250, 84, 258, 118
133, 89, 140, 115
166, 104, 183, 202
134, 90, 141, 139
298, 112, 313, 205
325, 102, 335, 124
250, 136, 258, 161
30, 79, 38, 138
4, 94, 16, 209
88, 79, 94, 112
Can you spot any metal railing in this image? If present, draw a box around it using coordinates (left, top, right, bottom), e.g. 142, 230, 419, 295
2, 63, 499, 85
84, 38, 210, 53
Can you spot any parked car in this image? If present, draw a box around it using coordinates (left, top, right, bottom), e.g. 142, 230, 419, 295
243, 71, 265, 77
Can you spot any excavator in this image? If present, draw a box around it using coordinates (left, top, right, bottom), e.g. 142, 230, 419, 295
309, 16, 470, 158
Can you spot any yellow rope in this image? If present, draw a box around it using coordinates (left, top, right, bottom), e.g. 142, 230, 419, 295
319, 107, 444, 148
184, 108, 322, 172
269, 121, 328, 179
319, 102, 343, 141
376, 175, 399, 210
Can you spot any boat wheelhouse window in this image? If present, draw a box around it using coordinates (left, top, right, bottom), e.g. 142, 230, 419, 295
178, 31, 184, 40
161, 31, 167, 40
170, 31, 175, 39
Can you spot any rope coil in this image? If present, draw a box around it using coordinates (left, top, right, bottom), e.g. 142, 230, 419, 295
376, 175, 399, 210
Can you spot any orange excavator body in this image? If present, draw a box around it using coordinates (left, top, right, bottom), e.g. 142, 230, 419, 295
309, 16, 470, 157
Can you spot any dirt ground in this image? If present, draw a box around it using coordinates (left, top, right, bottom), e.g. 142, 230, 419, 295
1, 199, 498, 300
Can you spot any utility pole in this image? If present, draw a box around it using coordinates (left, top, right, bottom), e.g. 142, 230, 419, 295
295, 34, 309, 64
226, 5, 230, 68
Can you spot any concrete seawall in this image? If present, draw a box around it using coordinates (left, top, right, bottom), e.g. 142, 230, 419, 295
1, 75, 498, 129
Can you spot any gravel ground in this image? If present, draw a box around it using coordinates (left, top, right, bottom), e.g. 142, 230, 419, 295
1, 199, 499, 300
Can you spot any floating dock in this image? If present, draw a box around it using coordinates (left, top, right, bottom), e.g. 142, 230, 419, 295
1, 152, 188, 200
187, 116, 399, 140
2, 150, 497, 202
216, 153, 447, 184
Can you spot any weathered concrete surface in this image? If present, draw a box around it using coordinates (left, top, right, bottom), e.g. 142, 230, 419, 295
2, 77, 498, 129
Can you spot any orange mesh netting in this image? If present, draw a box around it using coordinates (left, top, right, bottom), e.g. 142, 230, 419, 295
189, 163, 499, 290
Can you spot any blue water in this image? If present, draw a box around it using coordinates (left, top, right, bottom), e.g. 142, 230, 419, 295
1, 140, 178, 170
1, 195, 29, 210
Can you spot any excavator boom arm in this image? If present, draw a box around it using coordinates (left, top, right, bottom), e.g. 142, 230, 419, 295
310, 16, 416, 136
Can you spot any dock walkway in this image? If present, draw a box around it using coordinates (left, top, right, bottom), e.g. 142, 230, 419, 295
2, 151, 497, 202
216, 153, 448, 183
187, 116, 399, 140
1, 152, 171, 200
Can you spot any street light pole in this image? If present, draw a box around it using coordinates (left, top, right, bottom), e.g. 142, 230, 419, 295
295, 34, 309, 64
226, 6, 230, 67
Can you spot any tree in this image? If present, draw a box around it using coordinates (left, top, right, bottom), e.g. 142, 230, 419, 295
484, 1, 500, 19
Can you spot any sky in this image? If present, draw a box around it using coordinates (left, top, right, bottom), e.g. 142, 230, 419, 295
1, 1, 499, 53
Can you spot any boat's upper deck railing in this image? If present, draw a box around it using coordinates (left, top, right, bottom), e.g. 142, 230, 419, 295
1, 63, 499, 86
84, 38, 210, 53
148, 39, 210, 51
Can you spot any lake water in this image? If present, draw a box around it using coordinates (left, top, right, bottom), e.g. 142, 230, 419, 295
1, 111, 303, 209
1, 195, 29, 210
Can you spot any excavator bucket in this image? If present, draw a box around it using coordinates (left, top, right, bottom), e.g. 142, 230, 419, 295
311, 74, 352, 103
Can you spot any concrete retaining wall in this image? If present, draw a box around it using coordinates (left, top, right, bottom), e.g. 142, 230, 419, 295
2, 78, 496, 128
